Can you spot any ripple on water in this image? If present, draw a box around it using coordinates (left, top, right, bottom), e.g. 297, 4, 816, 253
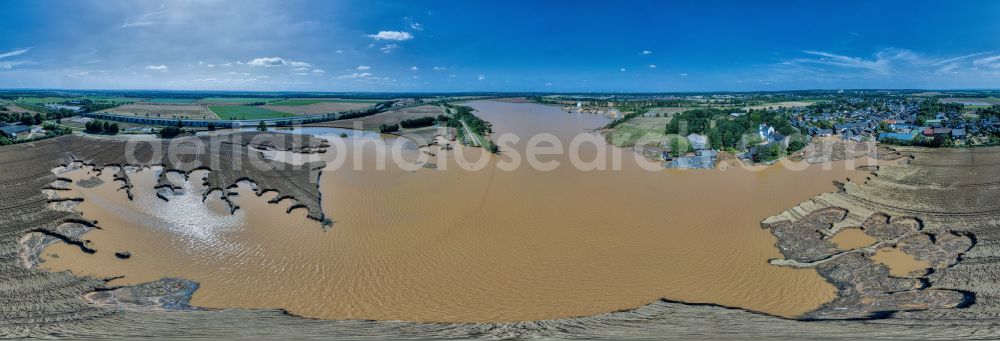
39, 101, 872, 322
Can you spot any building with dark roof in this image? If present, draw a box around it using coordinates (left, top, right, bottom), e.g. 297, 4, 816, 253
0, 123, 31, 139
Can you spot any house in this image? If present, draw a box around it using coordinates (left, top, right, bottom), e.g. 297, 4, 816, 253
951, 128, 967, 139
878, 132, 916, 142
932, 127, 952, 136
922, 127, 935, 136
0, 123, 31, 139
687, 133, 709, 150
43, 104, 84, 112
924, 119, 943, 128
665, 150, 717, 169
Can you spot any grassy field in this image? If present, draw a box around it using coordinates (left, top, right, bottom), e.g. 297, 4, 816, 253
609, 122, 668, 147
269, 98, 382, 106
645, 107, 692, 117
209, 105, 291, 120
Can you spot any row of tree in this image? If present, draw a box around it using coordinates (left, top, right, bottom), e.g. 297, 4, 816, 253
84, 120, 120, 134
399, 116, 437, 129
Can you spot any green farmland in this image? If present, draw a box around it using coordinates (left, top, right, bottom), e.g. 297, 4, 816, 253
198, 97, 284, 104
208, 106, 292, 120
268, 98, 382, 106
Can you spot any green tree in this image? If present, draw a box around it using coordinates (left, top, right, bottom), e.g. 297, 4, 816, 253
668, 136, 690, 157
257, 121, 267, 131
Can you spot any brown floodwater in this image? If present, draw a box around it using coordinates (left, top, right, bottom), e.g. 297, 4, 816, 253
40, 100, 874, 322
870, 247, 930, 277
829, 228, 877, 250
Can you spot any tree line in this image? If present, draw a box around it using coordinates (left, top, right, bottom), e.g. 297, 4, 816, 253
84, 120, 120, 134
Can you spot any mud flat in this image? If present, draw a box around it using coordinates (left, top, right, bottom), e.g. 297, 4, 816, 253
3, 108, 1000, 338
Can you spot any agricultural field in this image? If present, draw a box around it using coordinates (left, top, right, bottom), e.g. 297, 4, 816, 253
196, 97, 285, 105
13, 96, 139, 104
101, 104, 218, 120
13, 97, 77, 104
209, 105, 291, 120
142, 98, 201, 104
265, 101, 376, 115
307, 104, 444, 130
743, 101, 816, 110
268, 98, 382, 106
940, 97, 1000, 107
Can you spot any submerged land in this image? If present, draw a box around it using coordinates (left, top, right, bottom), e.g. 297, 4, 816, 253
2, 90, 1000, 338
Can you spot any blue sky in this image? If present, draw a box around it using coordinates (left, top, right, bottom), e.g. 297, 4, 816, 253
0, 0, 998, 92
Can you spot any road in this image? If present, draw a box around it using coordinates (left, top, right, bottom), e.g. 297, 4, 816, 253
459, 119, 482, 147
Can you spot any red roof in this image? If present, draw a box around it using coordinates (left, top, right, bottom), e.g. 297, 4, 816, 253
923, 128, 934, 136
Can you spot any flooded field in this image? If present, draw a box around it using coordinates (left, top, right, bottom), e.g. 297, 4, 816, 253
40, 101, 872, 322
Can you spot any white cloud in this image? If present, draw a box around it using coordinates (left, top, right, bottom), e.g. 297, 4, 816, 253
0, 48, 31, 60
226, 71, 250, 76
368, 31, 413, 41
973, 55, 1000, 69
120, 6, 177, 29
648, 64, 656, 68
544, 82, 553, 86
477, 74, 486, 80
65, 71, 90, 78
410, 66, 419, 71
405, 17, 424, 31
356, 65, 371, 70
779, 48, 1000, 79
642, 50, 652, 55
312, 69, 326, 74
680, 73, 688, 76
0, 60, 31, 69
791, 49, 923, 75
145, 64, 168, 71
379, 44, 399, 53
932, 52, 989, 66
289, 61, 311, 68
619, 68, 627, 72
292, 67, 310, 72
247, 57, 287, 67
338, 72, 373, 79
336, 50, 344, 54
432, 66, 447, 70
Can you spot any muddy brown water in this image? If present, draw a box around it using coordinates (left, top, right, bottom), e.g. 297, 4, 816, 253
40, 101, 873, 322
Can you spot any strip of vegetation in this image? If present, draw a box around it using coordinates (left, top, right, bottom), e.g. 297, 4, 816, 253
444, 104, 492, 135
378, 123, 399, 133
399, 116, 436, 129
